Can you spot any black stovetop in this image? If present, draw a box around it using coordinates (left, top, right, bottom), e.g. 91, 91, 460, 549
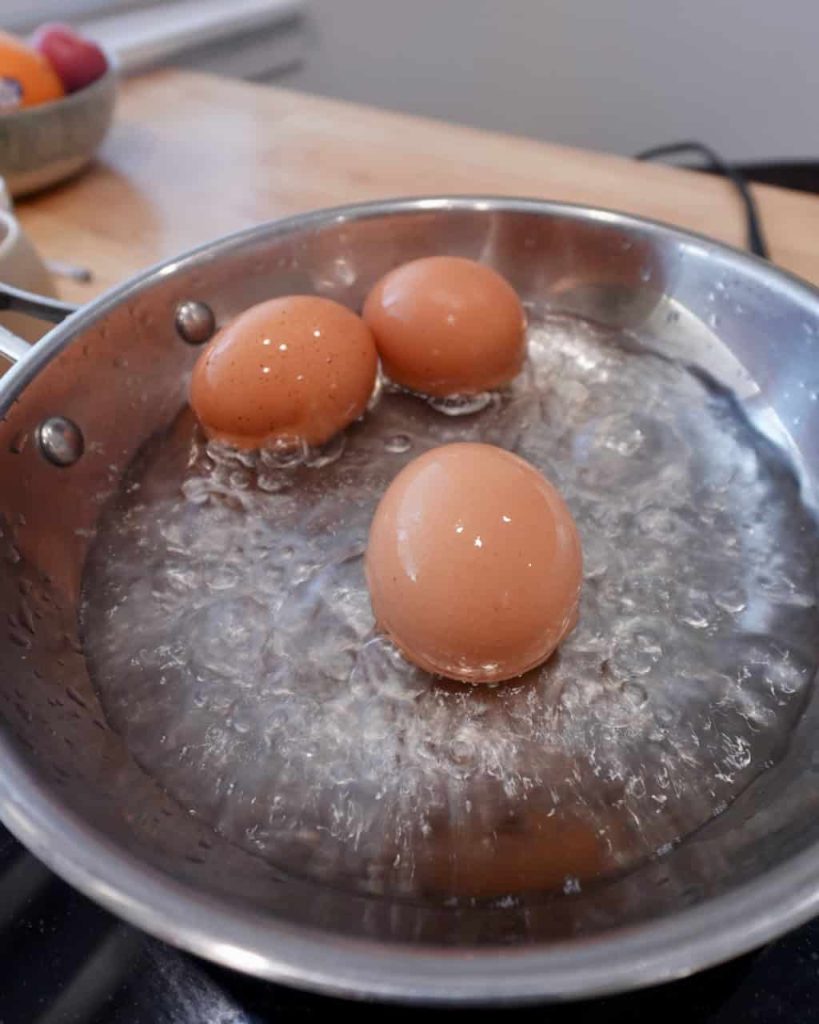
3, 824, 818, 1024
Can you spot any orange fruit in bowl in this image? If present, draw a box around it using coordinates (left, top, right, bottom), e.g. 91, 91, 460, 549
0, 30, 64, 112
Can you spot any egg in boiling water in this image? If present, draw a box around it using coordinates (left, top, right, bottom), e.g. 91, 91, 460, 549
363, 256, 526, 397
366, 443, 583, 683
190, 295, 378, 448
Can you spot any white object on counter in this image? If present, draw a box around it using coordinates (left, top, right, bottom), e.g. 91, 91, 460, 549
0, 209, 57, 343
79, 0, 304, 73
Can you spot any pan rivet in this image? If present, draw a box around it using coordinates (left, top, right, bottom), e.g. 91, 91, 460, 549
175, 300, 216, 345
37, 416, 84, 468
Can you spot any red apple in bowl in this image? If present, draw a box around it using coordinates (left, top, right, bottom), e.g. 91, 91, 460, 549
31, 23, 107, 94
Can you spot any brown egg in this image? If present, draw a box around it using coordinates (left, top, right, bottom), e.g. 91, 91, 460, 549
415, 808, 606, 899
362, 256, 526, 396
189, 296, 378, 448
366, 443, 582, 683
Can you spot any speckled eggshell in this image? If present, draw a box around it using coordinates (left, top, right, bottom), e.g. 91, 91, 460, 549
363, 256, 526, 396
190, 295, 378, 448
366, 442, 583, 683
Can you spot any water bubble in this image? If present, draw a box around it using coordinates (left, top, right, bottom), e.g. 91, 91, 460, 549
228, 469, 250, 490
603, 425, 644, 457
304, 433, 346, 469
610, 629, 662, 678
449, 736, 476, 766
655, 705, 676, 727
181, 478, 211, 505
622, 682, 648, 707
206, 440, 255, 469
209, 565, 239, 592
722, 734, 751, 771
257, 471, 289, 494
765, 658, 806, 695
426, 392, 493, 416
581, 533, 609, 580
229, 708, 253, 735
260, 437, 309, 469
713, 586, 747, 614
384, 433, 412, 454
681, 602, 710, 629
626, 775, 647, 798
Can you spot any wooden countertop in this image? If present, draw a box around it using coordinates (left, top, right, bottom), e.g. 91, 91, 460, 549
16, 69, 819, 304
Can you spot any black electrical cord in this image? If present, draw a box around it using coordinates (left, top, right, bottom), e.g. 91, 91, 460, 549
635, 141, 770, 261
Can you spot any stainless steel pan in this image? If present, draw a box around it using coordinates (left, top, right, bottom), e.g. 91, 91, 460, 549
0, 197, 817, 1005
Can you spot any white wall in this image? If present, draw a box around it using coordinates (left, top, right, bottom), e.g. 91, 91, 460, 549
279, 0, 816, 161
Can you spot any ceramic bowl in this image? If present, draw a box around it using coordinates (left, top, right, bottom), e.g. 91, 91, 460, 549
0, 62, 117, 198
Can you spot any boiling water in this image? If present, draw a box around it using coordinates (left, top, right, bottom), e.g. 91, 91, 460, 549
82, 315, 819, 902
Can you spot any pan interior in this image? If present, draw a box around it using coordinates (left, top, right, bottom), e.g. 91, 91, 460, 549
2, 203, 819, 971
80, 308, 819, 906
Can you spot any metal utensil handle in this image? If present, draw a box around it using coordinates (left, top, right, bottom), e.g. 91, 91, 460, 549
0, 283, 79, 366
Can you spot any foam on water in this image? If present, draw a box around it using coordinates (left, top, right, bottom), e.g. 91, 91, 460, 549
81, 315, 819, 902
